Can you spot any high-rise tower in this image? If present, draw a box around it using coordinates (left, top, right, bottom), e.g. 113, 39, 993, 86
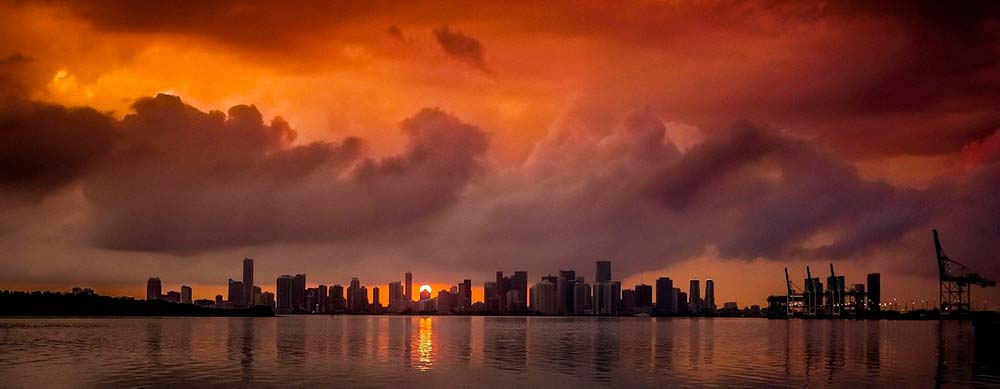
243, 258, 254, 307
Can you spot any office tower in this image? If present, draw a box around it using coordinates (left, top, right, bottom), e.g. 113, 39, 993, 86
405, 272, 413, 303
705, 279, 716, 312
574, 277, 589, 315
595, 281, 621, 315
318, 284, 328, 313
655, 277, 673, 312
164, 290, 181, 303
676, 291, 688, 313
347, 277, 367, 313
306, 287, 319, 312
389, 281, 403, 311
243, 258, 254, 307
228, 279, 245, 307
276, 275, 293, 313
180, 285, 192, 304
689, 279, 701, 313
261, 291, 275, 309
484, 281, 498, 312
146, 277, 162, 300
867, 273, 881, 312
292, 274, 307, 310
373, 286, 381, 307
558, 270, 576, 314
331, 284, 344, 312
215, 295, 223, 305
530, 280, 557, 315
512, 271, 528, 311
635, 284, 652, 309
252, 286, 262, 306
436, 289, 453, 313
621, 289, 636, 314
462, 279, 472, 311
596, 260, 612, 283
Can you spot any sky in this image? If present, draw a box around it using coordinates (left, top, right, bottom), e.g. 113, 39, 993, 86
1, 1, 998, 308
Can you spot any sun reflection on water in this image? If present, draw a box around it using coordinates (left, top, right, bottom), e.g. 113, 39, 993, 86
417, 317, 433, 371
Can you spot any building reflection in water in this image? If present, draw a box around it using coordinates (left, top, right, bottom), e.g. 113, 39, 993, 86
483, 317, 527, 372
226, 318, 255, 380
416, 317, 434, 371
276, 317, 306, 369
864, 321, 880, 378
145, 320, 163, 368
592, 318, 621, 382
825, 322, 845, 384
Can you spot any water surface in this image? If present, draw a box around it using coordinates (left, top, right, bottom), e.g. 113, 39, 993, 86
1, 316, 996, 387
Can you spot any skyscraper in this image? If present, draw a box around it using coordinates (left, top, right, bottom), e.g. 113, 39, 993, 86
596, 260, 611, 283
331, 284, 344, 312
574, 277, 589, 315
405, 272, 413, 303
530, 279, 558, 315
558, 270, 576, 314
705, 279, 716, 312
462, 279, 472, 311
276, 275, 293, 313
180, 285, 192, 304
689, 279, 701, 312
318, 284, 328, 313
656, 277, 673, 312
513, 271, 528, 311
676, 291, 688, 313
292, 274, 306, 310
595, 281, 621, 315
373, 286, 381, 307
867, 273, 881, 312
635, 284, 653, 309
389, 281, 403, 311
243, 258, 254, 307
146, 277, 162, 301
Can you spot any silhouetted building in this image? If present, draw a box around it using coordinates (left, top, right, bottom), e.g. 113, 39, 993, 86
867, 273, 881, 312
330, 284, 344, 312
243, 258, 254, 307
512, 271, 528, 311
596, 260, 612, 283
405, 272, 413, 303
164, 290, 181, 303
318, 284, 328, 313
621, 289, 636, 314
459, 279, 472, 312
436, 289, 453, 313
228, 279, 244, 307
276, 275, 293, 313
373, 286, 381, 308
484, 281, 498, 312
292, 274, 306, 310
656, 277, 673, 312
595, 281, 621, 315
347, 278, 368, 313
252, 286, 262, 306
146, 277, 162, 301
530, 279, 558, 315
635, 284, 652, 309
574, 277, 589, 315
180, 285, 192, 304
389, 281, 404, 312
676, 291, 688, 313
705, 279, 716, 312
261, 291, 275, 309
558, 270, 576, 314
689, 279, 701, 312
215, 294, 223, 306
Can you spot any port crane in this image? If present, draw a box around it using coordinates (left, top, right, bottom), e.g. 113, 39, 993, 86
935, 229, 995, 313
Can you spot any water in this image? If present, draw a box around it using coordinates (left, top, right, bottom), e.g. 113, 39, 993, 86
0, 316, 997, 387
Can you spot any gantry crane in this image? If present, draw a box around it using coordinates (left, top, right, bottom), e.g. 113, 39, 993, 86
935, 229, 995, 313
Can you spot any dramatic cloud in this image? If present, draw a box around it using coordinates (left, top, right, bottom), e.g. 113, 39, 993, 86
78, 95, 488, 253
433, 26, 493, 75
0, 99, 116, 205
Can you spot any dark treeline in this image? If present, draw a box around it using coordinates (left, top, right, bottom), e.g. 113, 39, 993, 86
0, 291, 273, 317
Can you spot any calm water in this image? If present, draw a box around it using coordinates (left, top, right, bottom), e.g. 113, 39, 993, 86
1, 316, 997, 387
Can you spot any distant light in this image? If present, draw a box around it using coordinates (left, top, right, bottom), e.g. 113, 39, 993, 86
419, 285, 432, 293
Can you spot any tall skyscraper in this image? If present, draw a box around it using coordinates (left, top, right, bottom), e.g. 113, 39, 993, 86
331, 284, 344, 312
676, 291, 688, 313
655, 277, 673, 312
243, 258, 254, 307
373, 286, 381, 307
635, 284, 653, 309
595, 281, 621, 315
276, 275, 293, 313
867, 273, 881, 312
689, 279, 701, 312
574, 277, 589, 315
146, 277, 162, 301
513, 271, 528, 311
705, 279, 716, 312
292, 274, 306, 310
530, 279, 558, 315
558, 270, 576, 314
318, 284, 328, 313
389, 281, 403, 311
180, 285, 192, 304
405, 272, 413, 303
596, 260, 611, 283
462, 279, 472, 311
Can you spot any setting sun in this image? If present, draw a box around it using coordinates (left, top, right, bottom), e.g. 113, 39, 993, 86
419, 285, 432, 294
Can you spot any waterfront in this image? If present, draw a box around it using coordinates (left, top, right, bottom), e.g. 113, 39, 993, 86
1, 316, 997, 387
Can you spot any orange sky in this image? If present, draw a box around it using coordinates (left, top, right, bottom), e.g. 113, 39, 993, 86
1, 1, 998, 308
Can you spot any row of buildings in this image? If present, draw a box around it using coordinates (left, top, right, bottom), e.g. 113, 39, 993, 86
146, 258, 741, 316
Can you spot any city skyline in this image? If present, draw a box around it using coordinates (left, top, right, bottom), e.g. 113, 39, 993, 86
1, 1, 998, 310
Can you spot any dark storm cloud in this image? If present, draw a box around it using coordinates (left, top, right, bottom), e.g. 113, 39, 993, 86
0, 99, 116, 205
80, 95, 488, 253
432, 26, 493, 75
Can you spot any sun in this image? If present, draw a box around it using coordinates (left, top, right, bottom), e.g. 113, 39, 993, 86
419, 284, 432, 293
